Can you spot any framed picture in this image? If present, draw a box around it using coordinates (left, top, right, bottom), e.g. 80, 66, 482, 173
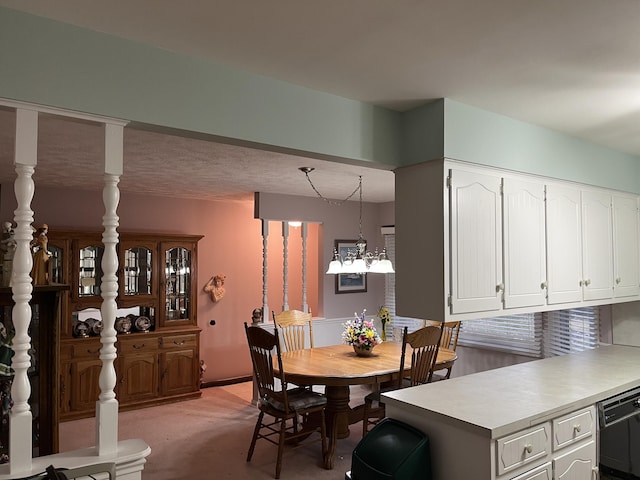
334, 239, 367, 294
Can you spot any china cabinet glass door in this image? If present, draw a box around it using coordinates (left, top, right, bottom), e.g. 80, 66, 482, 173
118, 240, 157, 307
72, 238, 104, 309
160, 242, 194, 327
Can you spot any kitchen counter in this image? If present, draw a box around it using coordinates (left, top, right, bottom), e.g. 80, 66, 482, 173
383, 344, 640, 439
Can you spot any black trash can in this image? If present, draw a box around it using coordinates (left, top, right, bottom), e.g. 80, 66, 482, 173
346, 418, 432, 480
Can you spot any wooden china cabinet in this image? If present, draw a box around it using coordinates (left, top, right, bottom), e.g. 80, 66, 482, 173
48, 230, 203, 421
0, 285, 68, 458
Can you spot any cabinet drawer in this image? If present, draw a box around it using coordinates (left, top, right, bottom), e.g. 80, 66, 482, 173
60, 344, 73, 361
71, 341, 102, 359
509, 461, 551, 480
497, 423, 550, 475
118, 336, 159, 354
552, 406, 594, 451
553, 440, 596, 478
160, 334, 198, 350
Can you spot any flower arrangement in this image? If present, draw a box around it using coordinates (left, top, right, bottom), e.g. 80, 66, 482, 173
342, 309, 383, 351
377, 306, 391, 341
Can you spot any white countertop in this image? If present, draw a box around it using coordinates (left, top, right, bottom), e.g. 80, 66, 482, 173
382, 344, 640, 439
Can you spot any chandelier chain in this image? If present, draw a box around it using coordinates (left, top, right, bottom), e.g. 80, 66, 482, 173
303, 170, 361, 206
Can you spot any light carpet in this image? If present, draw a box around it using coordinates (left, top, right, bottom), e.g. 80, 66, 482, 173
59, 382, 370, 479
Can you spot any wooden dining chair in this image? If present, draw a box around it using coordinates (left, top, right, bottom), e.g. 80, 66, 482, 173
425, 320, 461, 380
244, 323, 328, 479
362, 324, 442, 435
272, 309, 314, 352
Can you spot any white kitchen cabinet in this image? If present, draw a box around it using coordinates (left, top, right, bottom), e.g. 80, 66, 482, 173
545, 184, 583, 305
612, 193, 640, 298
450, 168, 503, 314
496, 423, 550, 475
503, 178, 546, 309
580, 189, 613, 301
395, 159, 640, 322
546, 185, 613, 304
510, 463, 552, 480
553, 441, 596, 480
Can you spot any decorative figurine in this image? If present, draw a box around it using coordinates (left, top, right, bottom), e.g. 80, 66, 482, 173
204, 274, 226, 302
0, 222, 16, 287
251, 307, 263, 325
30, 223, 50, 285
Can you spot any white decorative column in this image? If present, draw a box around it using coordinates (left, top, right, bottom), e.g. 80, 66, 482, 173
9, 108, 37, 475
301, 222, 309, 313
96, 122, 124, 455
261, 220, 269, 322
281, 222, 289, 311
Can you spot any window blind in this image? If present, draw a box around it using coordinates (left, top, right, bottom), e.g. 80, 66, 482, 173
457, 313, 543, 357
542, 307, 599, 357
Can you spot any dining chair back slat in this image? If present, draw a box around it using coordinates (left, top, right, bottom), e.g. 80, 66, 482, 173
363, 324, 442, 435
425, 320, 461, 380
400, 325, 442, 386
272, 309, 314, 352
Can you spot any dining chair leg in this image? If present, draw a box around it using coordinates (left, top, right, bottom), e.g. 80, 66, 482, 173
320, 410, 329, 470
275, 417, 287, 479
247, 411, 264, 462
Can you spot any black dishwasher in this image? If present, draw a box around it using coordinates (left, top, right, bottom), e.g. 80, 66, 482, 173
598, 386, 640, 478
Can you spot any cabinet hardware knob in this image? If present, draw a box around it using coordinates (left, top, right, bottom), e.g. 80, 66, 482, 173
133, 343, 145, 349
495, 283, 504, 293
573, 424, 581, 432
585, 279, 591, 286
87, 348, 100, 355
579, 280, 584, 286
540, 282, 547, 289
524, 444, 533, 454
173, 341, 185, 346
616, 277, 621, 284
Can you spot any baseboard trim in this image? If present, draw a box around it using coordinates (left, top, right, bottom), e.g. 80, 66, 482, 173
201, 375, 252, 388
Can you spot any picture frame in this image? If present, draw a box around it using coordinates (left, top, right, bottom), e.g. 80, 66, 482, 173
334, 239, 367, 294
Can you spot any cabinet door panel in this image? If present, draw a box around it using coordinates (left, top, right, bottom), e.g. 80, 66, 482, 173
118, 353, 159, 403
546, 185, 582, 304
161, 349, 198, 396
450, 169, 502, 314
71, 359, 102, 414
503, 178, 546, 309
613, 194, 640, 298
581, 190, 613, 301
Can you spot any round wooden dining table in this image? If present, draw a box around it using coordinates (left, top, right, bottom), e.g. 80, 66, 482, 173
279, 341, 457, 468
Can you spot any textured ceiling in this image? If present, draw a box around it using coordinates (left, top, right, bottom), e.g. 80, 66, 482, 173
1, 1, 639, 202
0, 109, 395, 203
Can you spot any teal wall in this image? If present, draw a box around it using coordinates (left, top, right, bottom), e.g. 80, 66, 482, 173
2, 7, 640, 192
0, 7, 401, 167
443, 99, 640, 193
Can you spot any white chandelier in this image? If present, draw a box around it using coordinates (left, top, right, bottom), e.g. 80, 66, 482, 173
300, 167, 394, 274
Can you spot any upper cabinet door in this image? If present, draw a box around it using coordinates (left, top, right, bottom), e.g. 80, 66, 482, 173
612, 194, 640, 298
581, 189, 613, 301
503, 178, 547, 309
118, 239, 158, 307
71, 236, 104, 309
449, 168, 502, 314
159, 240, 198, 328
546, 184, 583, 305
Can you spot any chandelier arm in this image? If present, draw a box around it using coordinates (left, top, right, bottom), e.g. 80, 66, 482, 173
300, 167, 394, 274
